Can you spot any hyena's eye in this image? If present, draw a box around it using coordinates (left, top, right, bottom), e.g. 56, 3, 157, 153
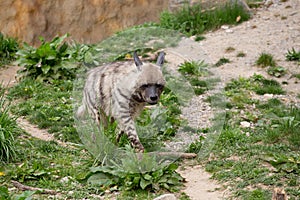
140, 84, 149, 89
156, 84, 164, 89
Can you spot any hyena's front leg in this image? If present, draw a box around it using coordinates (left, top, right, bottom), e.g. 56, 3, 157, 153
118, 115, 144, 152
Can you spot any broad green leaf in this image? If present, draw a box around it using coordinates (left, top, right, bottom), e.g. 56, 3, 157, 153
87, 172, 115, 186
41, 65, 51, 74
140, 177, 151, 189
143, 174, 152, 181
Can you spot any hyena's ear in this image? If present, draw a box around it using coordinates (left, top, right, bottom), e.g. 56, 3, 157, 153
134, 51, 143, 70
156, 52, 165, 68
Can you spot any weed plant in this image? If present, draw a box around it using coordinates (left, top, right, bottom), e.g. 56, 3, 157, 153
214, 57, 230, 67
267, 65, 286, 78
160, 2, 250, 36
236, 51, 246, 57
0, 33, 19, 66
178, 60, 213, 95
256, 52, 276, 67
0, 86, 21, 162
86, 150, 183, 192
15, 34, 93, 82
286, 48, 300, 61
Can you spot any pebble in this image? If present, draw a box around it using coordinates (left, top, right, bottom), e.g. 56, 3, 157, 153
225, 29, 234, 33
153, 194, 177, 200
221, 25, 229, 30
263, 93, 274, 99
240, 121, 251, 128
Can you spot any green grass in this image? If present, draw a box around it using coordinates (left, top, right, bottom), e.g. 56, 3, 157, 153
204, 74, 300, 199
286, 48, 300, 61
159, 2, 250, 36
194, 35, 206, 41
0, 86, 21, 162
178, 60, 214, 95
267, 66, 286, 78
0, 33, 19, 67
236, 51, 246, 57
0, 137, 97, 199
7, 78, 79, 143
214, 57, 230, 67
256, 53, 276, 67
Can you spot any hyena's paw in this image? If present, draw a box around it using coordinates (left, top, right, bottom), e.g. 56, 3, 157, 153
134, 144, 145, 153
135, 147, 144, 153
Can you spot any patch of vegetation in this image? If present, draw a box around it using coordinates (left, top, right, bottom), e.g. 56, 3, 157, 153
236, 51, 246, 57
225, 46, 235, 53
87, 155, 183, 192
286, 48, 300, 61
256, 52, 276, 67
8, 78, 79, 143
194, 35, 206, 41
0, 33, 19, 67
267, 65, 286, 78
294, 73, 300, 80
15, 34, 93, 82
159, 2, 250, 36
226, 74, 285, 94
178, 60, 209, 76
178, 60, 212, 95
0, 87, 21, 162
214, 57, 230, 67
1, 138, 97, 199
204, 74, 299, 199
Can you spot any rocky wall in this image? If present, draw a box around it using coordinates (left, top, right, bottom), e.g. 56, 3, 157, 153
0, 0, 173, 45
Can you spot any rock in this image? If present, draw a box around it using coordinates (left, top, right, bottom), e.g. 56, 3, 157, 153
221, 25, 230, 30
153, 194, 177, 200
225, 29, 234, 33
263, 93, 274, 99
240, 121, 251, 128
0, 0, 171, 45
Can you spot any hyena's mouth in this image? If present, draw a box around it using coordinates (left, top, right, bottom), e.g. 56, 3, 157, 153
148, 101, 158, 105
145, 95, 159, 105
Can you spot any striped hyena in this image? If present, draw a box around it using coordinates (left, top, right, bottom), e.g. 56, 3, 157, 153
77, 52, 166, 152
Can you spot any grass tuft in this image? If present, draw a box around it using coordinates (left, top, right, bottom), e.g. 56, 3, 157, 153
0, 33, 19, 67
286, 48, 300, 61
0, 86, 21, 162
256, 52, 276, 67
159, 2, 250, 36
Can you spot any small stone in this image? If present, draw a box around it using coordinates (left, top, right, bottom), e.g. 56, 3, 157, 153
240, 121, 251, 128
263, 93, 274, 99
60, 176, 70, 183
221, 25, 229, 30
153, 194, 177, 200
225, 29, 234, 33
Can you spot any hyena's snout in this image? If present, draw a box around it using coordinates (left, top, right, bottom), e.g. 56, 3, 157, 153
143, 84, 164, 105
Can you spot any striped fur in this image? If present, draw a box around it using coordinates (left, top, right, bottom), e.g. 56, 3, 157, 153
77, 52, 165, 152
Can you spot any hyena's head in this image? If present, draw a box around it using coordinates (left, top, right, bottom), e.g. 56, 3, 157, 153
133, 52, 166, 105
